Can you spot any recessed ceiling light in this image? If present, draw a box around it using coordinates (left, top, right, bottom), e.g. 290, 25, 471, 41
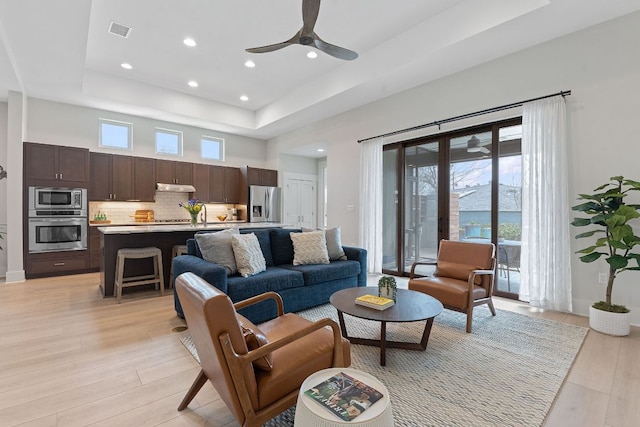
183, 38, 196, 47
317, 148, 325, 152
307, 51, 318, 59
188, 80, 198, 88
240, 95, 249, 102
244, 60, 256, 68
120, 63, 132, 70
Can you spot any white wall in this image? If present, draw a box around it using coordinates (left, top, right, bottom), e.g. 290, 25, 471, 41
0, 102, 7, 277
268, 11, 640, 322
25, 98, 268, 168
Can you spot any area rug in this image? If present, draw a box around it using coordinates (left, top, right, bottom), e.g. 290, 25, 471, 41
181, 305, 587, 427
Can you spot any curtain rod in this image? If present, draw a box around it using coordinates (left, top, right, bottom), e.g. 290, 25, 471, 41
357, 90, 571, 143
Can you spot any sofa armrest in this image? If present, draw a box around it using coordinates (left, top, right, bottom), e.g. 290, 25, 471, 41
343, 246, 367, 287
173, 255, 229, 294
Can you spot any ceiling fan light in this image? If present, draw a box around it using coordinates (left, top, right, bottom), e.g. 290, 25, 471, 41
467, 135, 483, 153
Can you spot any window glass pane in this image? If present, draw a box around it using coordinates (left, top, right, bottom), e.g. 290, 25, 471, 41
99, 119, 131, 149
156, 129, 182, 155
497, 124, 522, 294
382, 148, 398, 272
201, 136, 224, 160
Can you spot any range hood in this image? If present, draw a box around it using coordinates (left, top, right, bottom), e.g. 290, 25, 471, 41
156, 182, 197, 193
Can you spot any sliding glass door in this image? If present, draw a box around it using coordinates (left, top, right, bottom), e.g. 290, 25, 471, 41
382, 118, 522, 299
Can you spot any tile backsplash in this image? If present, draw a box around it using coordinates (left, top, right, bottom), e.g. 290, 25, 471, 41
89, 192, 240, 223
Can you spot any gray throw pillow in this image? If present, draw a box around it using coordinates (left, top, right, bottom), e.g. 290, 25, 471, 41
302, 226, 347, 261
195, 228, 239, 275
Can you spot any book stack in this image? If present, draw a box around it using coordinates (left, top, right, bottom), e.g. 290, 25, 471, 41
355, 294, 395, 310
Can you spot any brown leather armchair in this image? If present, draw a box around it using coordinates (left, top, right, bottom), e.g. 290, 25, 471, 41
175, 272, 351, 427
409, 240, 496, 333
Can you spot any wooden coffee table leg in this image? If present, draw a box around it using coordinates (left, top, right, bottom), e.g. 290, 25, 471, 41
419, 317, 435, 350
337, 309, 348, 338
380, 321, 387, 366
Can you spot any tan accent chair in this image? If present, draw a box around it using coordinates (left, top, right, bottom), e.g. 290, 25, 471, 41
175, 272, 351, 426
409, 240, 496, 333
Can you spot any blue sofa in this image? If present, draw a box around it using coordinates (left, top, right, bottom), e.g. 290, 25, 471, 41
173, 228, 367, 323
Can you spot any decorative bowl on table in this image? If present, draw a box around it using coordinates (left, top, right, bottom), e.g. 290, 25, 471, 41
216, 215, 227, 221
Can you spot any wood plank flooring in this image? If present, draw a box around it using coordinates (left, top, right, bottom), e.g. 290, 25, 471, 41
0, 273, 637, 426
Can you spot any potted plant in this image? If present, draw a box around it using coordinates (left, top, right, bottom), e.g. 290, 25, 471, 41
378, 276, 397, 301
571, 176, 640, 336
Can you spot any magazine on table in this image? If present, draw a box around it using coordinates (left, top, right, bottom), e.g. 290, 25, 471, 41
303, 371, 384, 421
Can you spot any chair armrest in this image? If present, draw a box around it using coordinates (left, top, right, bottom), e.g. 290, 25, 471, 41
409, 260, 437, 279
237, 317, 346, 368
233, 291, 284, 316
468, 269, 495, 291
343, 246, 367, 287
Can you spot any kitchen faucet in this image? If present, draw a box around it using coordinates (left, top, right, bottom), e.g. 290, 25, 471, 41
201, 203, 207, 226
200, 203, 207, 227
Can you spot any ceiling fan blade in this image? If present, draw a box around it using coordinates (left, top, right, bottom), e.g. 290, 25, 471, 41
245, 34, 297, 53
314, 36, 358, 60
479, 146, 490, 154
301, 0, 321, 34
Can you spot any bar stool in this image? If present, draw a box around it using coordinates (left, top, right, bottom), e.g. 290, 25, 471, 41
114, 247, 164, 303
170, 244, 188, 288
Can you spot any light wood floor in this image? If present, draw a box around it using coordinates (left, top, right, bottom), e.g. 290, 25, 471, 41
0, 273, 637, 427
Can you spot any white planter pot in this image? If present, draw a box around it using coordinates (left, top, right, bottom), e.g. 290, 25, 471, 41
589, 305, 631, 336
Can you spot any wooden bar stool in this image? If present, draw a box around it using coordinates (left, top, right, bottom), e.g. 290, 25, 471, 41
170, 244, 188, 288
114, 247, 164, 303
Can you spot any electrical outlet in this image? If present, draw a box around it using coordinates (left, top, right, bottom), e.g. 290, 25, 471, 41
598, 273, 608, 284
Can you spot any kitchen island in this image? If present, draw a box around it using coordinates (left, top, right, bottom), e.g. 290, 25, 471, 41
98, 222, 286, 298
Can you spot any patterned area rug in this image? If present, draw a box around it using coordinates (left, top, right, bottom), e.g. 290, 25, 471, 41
181, 305, 587, 427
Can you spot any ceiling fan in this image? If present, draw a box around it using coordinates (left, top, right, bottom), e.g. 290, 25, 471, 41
245, 0, 358, 61
466, 135, 491, 154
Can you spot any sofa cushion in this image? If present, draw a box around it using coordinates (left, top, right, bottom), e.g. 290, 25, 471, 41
236, 313, 273, 371
226, 266, 304, 302
434, 261, 483, 285
281, 260, 361, 286
195, 228, 239, 275
291, 230, 330, 265
232, 233, 267, 277
270, 228, 301, 265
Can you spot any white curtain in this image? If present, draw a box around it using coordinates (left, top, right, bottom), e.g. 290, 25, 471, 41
519, 96, 572, 311
359, 137, 384, 273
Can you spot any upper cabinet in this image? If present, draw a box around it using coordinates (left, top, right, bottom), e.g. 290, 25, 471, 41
90, 153, 156, 202
24, 142, 90, 186
192, 163, 210, 202
243, 166, 278, 187
156, 159, 193, 185
133, 157, 156, 202
89, 153, 134, 201
210, 166, 240, 203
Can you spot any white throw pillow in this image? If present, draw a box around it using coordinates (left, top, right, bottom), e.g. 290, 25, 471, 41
302, 226, 347, 261
291, 230, 330, 265
195, 228, 239, 275
231, 233, 267, 277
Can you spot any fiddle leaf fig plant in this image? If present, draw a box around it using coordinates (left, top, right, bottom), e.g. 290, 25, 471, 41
571, 176, 640, 313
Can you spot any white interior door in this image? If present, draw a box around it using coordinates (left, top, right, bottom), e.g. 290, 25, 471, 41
284, 175, 317, 228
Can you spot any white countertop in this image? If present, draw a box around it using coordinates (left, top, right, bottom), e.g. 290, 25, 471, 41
98, 222, 288, 234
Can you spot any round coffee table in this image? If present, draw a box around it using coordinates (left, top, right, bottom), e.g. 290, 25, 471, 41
330, 287, 443, 366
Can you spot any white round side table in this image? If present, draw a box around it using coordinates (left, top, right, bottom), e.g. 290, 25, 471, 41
294, 367, 394, 427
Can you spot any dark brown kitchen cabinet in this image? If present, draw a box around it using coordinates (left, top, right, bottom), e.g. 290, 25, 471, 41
89, 153, 134, 201
210, 166, 240, 203
89, 226, 102, 269
192, 163, 210, 202
244, 166, 278, 187
25, 250, 89, 278
24, 142, 89, 186
156, 159, 193, 185
133, 157, 156, 202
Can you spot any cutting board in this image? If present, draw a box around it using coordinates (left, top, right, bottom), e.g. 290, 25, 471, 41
131, 209, 154, 222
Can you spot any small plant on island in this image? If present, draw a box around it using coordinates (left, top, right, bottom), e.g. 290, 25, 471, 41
571, 176, 640, 313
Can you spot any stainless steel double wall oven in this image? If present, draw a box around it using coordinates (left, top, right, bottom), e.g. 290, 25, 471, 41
28, 187, 88, 253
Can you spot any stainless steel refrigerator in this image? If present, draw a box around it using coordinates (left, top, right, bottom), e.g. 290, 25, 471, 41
248, 185, 281, 222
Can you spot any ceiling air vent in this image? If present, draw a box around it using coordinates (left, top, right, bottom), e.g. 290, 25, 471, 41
108, 21, 131, 38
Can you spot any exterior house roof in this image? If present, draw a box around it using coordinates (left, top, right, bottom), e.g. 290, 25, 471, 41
456, 184, 521, 211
